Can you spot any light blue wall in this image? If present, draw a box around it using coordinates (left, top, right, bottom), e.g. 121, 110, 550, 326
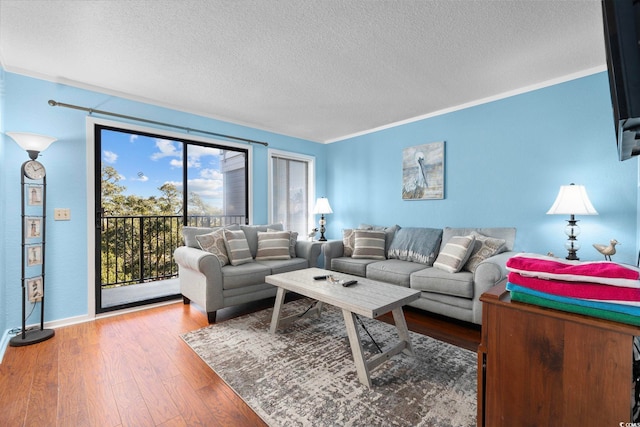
1, 69, 638, 342
0, 71, 326, 336
325, 72, 638, 265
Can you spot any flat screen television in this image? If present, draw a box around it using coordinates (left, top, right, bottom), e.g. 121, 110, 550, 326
602, 0, 640, 161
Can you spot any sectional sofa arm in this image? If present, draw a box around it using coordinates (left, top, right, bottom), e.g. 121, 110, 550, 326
173, 246, 223, 281
321, 240, 345, 270
473, 251, 517, 295
295, 240, 322, 267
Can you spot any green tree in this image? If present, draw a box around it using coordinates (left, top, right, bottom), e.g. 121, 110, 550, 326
100, 167, 185, 287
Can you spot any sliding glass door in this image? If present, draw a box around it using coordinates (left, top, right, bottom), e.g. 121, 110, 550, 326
94, 124, 248, 313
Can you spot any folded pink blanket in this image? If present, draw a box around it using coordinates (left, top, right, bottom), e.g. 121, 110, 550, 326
506, 253, 640, 288
508, 272, 640, 302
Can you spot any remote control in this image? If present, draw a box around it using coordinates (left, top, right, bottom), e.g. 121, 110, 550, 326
313, 275, 328, 280
342, 280, 357, 287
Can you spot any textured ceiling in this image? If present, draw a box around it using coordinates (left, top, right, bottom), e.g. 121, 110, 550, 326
0, 0, 607, 143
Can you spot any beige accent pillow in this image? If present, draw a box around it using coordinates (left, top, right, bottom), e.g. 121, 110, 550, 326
256, 231, 292, 260
433, 235, 476, 273
268, 228, 298, 258
342, 229, 355, 257
223, 229, 254, 266
463, 231, 506, 273
195, 228, 229, 266
352, 230, 386, 260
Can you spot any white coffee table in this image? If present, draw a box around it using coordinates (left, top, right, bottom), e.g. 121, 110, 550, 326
266, 267, 421, 387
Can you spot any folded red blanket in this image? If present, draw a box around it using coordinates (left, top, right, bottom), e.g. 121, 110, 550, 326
506, 253, 640, 287
508, 272, 640, 302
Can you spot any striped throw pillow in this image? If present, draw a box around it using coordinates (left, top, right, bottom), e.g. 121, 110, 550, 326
256, 231, 292, 260
223, 230, 254, 266
433, 235, 476, 273
352, 230, 386, 260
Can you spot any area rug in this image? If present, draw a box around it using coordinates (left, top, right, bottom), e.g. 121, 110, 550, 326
181, 299, 477, 427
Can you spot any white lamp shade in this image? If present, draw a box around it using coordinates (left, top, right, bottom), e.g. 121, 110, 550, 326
546, 184, 598, 215
313, 197, 333, 214
6, 132, 57, 154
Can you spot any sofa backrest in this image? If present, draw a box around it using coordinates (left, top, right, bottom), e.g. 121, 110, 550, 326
182, 224, 240, 248
440, 227, 516, 252
240, 223, 284, 258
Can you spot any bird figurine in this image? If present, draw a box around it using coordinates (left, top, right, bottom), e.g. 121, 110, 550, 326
307, 228, 318, 241
593, 239, 620, 261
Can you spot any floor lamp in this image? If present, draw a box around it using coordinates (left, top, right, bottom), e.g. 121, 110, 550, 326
7, 132, 57, 347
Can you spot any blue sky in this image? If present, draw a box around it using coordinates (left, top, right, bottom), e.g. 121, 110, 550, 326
100, 129, 226, 209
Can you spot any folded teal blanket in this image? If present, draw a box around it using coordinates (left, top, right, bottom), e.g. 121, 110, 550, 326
510, 290, 640, 326
506, 282, 640, 316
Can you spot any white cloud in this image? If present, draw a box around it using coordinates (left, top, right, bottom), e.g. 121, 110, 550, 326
200, 169, 223, 180
103, 150, 118, 164
129, 135, 138, 143
151, 139, 181, 160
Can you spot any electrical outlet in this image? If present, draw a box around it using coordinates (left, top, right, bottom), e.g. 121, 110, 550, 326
54, 208, 70, 221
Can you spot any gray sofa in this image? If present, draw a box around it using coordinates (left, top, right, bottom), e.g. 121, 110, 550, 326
174, 223, 321, 323
322, 225, 517, 325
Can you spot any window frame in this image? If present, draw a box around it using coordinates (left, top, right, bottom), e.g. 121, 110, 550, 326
267, 148, 316, 236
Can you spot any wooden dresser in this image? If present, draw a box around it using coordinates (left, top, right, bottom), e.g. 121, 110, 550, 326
478, 281, 640, 426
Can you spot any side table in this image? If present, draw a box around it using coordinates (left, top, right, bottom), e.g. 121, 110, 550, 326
478, 280, 640, 426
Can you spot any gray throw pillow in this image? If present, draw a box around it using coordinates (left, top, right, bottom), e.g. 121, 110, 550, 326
352, 230, 386, 260
195, 228, 230, 266
256, 231, 292, 260
433, 234, 476, 273
223, 229, 254, 266
388, 227, 443, 265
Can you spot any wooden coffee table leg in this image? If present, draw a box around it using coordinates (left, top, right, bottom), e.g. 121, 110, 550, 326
342, 309, 372, 387
391, 306, 414, 356
269, 287, 287, 334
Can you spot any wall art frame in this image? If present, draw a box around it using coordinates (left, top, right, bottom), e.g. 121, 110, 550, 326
402, 141, 445, 200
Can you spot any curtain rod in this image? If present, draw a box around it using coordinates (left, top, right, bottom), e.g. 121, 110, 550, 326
47, 99, 269, 147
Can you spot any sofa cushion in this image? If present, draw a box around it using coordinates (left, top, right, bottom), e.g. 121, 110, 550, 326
433, 234, 476, 273
352, 230, 386, 260
464, 231, 507, 272
256, 257, 309, 275
195, 228, 230, 266
331, 257, 376, 277
366, 259, 426, 287
388, 227, 442, 265
183, 224, 240, 248
241, 223, 284, 258
223, 229, 254, 266
410, 267, 475, 299
255, 231, 291, 260
221, 262, 271, 289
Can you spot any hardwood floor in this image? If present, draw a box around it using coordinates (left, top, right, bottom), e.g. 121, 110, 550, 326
0, 297, 480, 427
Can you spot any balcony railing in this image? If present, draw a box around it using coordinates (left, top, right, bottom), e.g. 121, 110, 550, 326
100, 214, 245, 289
